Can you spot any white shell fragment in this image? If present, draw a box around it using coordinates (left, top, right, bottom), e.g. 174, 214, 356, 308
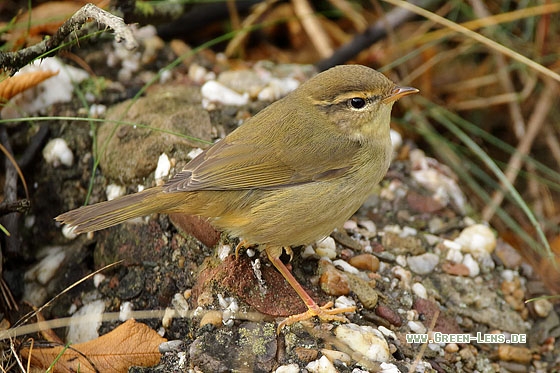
42, 138, 74, 167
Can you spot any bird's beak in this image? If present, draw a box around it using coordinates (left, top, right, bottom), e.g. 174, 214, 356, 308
382, 86, 419, 104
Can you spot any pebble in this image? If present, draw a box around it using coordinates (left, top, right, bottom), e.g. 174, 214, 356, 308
320, 348, 352, 364
349, 254, 380, 272
343, 220, 358, 230
315, 237, 337, 259
407, 252, 439, 275
445, 343, 459, 353
301, 245, 316, 259
24, 246, 66, 286
258, 77, 300, 101
66, 299, 105, 344
274, 364, 300, 373
172, 293, 190, 317
106, 184, 126, 201
159, 340, 184, 353
407, 320, 427, 334
335, 323, 390, 363
201, 80, 249, 107
533, 298, 553, 318
43, 138, 74, 167
154, 153, 171, 183
306, 356, 337, 373
377, 326, 397, 340
375, 304, 402, 327
494, 240, 523, 268
454, 224, 496, 256
346, 273, 378, 309
441, 261, 470, 276
119, 301, 133, 321
391, 266, 412, 289
462, 254, 480, 277
497, 345, 532, 365
412, 282, 428, 299
334, 295, 356, 310
445, 246, 463, 263
332, 259, 360, 274
199, 310, 223, 328
320, 265, 350, 296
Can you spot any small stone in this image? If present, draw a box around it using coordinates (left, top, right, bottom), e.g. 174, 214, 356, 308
454, 224, 496, 256
275, 364, 300, 373
320, 348, 351, 364
294, 347, 319, 363
154, 153, 171, 183
320, 265, 350, 296
334, 295, 356, 310
199, 310, 223, 328
301, 245, 316, 259
412, 283, 427, 299
332, 259, 359, 274
533, 298, 553, 318
441, 261, 470, 276
348, 254, 380, 272
445, 343, 459, 353
407, 320, 427, 334
375, 304, 402, 327
407, 253, 439, 275
494, 240, 523, 268
201, 80, 249, 107
497, 345, 532, 365
391, 266, 412, 289
315, 237, 337, 259
106, 184, 126, 201
462, 254, 480, 277
43, 138, 74, 167
335, 323, 390, 363
159, 340, 184, 353
306, 355, 337, 373
343, 220, 358, 230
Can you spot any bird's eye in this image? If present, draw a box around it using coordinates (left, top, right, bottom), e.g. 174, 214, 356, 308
349, 97, 366, 109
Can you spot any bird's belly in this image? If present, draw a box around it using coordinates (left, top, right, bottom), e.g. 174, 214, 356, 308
207, 176, 378, 247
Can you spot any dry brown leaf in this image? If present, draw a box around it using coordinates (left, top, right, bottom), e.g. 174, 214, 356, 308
0, 70, 59, 103
20, 319, 166, 372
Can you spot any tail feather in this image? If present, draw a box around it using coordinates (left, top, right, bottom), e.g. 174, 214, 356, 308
56, 186, 177, 234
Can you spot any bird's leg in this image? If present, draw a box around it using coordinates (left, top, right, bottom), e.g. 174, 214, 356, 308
265, 246, 356, 333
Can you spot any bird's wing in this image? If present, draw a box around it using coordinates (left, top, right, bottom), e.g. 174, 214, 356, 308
163, 127, 359, 192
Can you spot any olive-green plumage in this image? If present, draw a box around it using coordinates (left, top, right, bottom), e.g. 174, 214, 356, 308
56, 65, 417, 246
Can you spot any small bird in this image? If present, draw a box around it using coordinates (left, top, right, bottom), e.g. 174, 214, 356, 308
56, 65, 418, 331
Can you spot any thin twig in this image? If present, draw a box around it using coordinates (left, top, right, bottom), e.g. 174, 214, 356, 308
292, 0, 333, 58
0, 3, 137, 76
482, 79, 559, 221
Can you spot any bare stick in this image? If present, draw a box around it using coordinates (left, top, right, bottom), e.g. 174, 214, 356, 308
0, 3, 137, 76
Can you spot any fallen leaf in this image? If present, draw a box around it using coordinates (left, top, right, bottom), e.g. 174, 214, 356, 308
0, 70, 59, 103
20, 319, 166, 372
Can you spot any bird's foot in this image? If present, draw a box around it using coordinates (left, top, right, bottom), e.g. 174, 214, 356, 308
277, 301, 356, 333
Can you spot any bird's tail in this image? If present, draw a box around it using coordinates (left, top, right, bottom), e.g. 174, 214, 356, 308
56, 186, 181, 234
